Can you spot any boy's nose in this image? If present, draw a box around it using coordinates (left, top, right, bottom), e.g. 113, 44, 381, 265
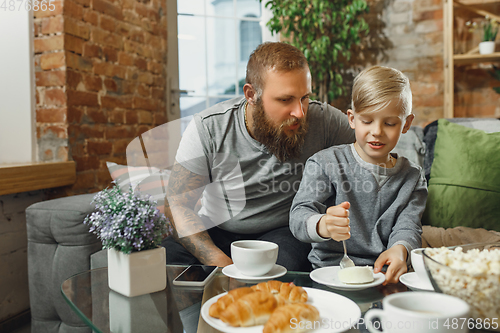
371, 124, 383, 136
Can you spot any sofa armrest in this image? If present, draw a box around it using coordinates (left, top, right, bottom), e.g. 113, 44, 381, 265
26, 193, 102, 332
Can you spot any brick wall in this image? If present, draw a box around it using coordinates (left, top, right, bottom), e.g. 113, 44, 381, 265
33, 0, 168, 196
379, 0, 445, 126
334, 0, 499, 126
31, 0, 499, 196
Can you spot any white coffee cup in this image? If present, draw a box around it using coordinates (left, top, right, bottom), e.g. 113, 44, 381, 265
231, 240, 278, 276
411, 248, 432, 286
364, 292, 470, 333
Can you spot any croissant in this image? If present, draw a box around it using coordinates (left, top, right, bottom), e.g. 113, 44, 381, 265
263, 303, 320, 333
251, 280, 308, 303
219, 291, 286, 327
209, 287, 255, 318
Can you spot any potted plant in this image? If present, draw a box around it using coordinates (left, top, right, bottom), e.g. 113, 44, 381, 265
467, 16, 498, 54
261, 0, 370, 103
84, 186, 168, 297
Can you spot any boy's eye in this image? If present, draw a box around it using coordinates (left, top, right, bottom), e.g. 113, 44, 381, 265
385, 123, 396, 126
362, 120, 372, 124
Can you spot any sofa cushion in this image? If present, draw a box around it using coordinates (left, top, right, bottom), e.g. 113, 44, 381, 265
106, 161, 170, 215
391, 125, 425, 170
422, 119, 500, 231
423, 118, 500, 182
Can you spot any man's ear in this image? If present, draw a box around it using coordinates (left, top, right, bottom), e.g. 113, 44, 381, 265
347, 109, 356, 129
402, 114, 415, 134
243, 83, 256, 105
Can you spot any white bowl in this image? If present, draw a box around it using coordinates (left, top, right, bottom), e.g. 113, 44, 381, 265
423, 242, 500, 331
231, 240, 278, 277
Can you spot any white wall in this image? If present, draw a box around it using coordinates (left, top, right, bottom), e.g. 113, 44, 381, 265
0, 10, 35, 164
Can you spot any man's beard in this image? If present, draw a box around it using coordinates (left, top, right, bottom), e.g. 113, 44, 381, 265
251, 98, 309, 162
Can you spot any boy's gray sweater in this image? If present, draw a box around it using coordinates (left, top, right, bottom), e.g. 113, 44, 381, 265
290, 144, 427, 269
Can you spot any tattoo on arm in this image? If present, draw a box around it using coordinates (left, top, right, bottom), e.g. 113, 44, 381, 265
165, 162, 222, 263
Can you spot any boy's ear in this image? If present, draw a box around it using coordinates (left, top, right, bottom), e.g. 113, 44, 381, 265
347, 109, 355, 129
243, 83, 256, 104
402, 114, 415, 134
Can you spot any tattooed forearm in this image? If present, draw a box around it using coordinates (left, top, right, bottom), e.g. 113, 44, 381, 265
165, 162, 228, 264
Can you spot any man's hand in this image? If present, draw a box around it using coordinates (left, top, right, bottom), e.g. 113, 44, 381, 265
211, 253, 233, 267
317, 201, 351, 241
204, 251, 233, 267
374, 244, 408, 285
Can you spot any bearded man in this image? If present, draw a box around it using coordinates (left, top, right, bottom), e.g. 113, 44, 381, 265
163, 42, 355, 271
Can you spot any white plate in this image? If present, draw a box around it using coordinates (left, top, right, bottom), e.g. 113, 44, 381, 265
399, 272, 434, 291
310, 266, 385, 291
201, 287, 361, 333
222, 264, 287, 281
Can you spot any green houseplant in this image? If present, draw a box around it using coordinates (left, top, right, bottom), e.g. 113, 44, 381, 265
261, 0, 370, 103
466, 16, 498, 54
482, 16, 499, 42
85, 186, 168, 297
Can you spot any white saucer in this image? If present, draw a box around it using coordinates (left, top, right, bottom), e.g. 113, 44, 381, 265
399, 272, 434, 291
222, 264, 287, 281
310, 266, 385, 291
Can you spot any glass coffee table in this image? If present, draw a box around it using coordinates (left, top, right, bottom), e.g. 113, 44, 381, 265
61, 265, 411, 333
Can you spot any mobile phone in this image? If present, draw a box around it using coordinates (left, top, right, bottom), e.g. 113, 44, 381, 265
172, 265, 218, 287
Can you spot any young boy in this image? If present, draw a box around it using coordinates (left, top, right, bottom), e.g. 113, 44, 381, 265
289, 66, 427, 284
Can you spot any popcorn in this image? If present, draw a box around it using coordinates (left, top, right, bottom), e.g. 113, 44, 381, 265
425, 246, 500, 328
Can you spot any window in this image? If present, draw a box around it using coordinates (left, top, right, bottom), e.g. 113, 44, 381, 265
167, 0, 278, 132
0, 10, 35, 164
240, 15, 262, 61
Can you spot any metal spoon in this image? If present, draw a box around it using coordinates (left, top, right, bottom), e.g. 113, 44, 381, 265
340, 240, 355, 269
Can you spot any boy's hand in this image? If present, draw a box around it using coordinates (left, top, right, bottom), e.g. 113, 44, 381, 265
317, 201, 351, 241
374, 245, 408, 285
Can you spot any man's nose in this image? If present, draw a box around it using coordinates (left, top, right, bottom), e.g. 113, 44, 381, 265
290, 100, 305, 119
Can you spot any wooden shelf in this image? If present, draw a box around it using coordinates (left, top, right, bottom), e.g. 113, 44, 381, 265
0, 161, 76, 196
443, 0, 500, 118
454, 52, 500, 65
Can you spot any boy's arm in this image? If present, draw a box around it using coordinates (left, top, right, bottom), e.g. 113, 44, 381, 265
374, 170, 427, 284
289, 157, 336, 243
387, 173, 428, 260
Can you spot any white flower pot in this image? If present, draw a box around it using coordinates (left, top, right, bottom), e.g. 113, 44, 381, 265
108, 247, 166, 297
479, 41, 496, 55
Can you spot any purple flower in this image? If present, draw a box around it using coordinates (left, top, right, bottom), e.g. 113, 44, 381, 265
84, 185, 167, 253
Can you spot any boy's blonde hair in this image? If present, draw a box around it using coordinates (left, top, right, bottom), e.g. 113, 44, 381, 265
351, 66, 412, 117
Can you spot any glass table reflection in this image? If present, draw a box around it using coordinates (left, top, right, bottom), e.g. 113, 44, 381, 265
61, 265, 410, 333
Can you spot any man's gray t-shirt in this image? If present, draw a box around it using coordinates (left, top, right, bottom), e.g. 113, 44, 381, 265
175, 97, 355, 234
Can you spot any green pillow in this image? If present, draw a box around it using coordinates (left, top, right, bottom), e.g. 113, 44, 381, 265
422, 119, 500, 232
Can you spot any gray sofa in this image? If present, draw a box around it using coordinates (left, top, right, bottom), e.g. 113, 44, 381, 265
25, 117, 500, 333
26, 193, 104, 333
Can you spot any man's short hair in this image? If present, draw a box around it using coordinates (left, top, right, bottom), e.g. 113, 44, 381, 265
351, 65, 412, 117
246, 42, 309, 97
